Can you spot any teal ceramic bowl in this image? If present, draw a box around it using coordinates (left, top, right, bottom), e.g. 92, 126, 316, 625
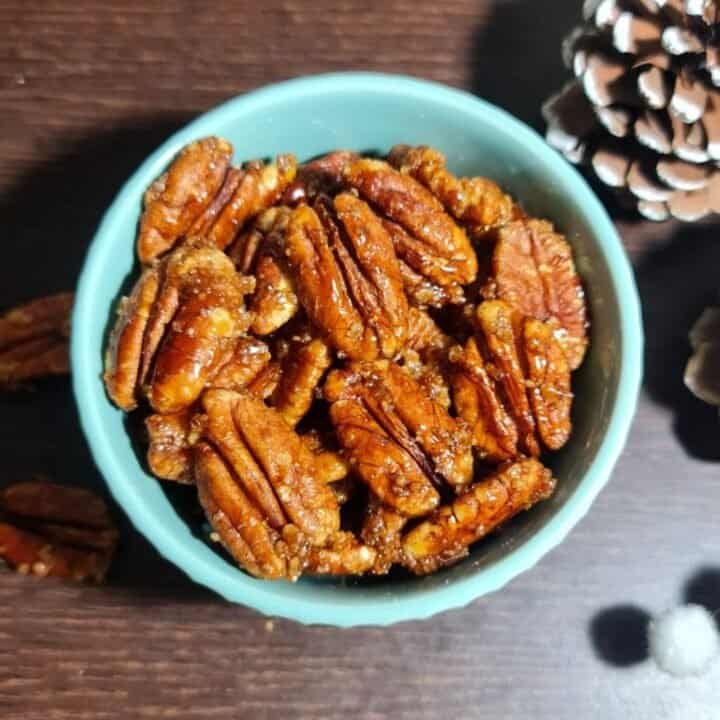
72, 73, 643, 626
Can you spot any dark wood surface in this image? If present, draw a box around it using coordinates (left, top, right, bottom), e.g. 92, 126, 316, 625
1, 2, 719, 718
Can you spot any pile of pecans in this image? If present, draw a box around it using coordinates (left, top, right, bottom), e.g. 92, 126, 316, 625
104, 138, 589, 580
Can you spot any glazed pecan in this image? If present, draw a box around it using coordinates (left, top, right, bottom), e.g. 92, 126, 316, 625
285, 194, 408, 360
104, 242, 253, 412
450, 301, 573, 460
271, 336, 332, 427
195, 389, 379, 579
204, 155, 297, 250
402, 458, 556, 575
360, 496, 407, 575
0, 480, 118, 582
449, 338, 519, 463
230, 207, 299, 336
211, 336, 272, 392
395, 254, 466, 308
146, 409, 199, 483
306, 530, 376, 576
137, 137, 234, 263
476, 300, 539, 457
325, 361, 473, 517
388, 144, 514, 237
0, 292, 73, 388
281, 151, 358, 204
399, 307, 453, 409
485, 219, 588, 370
344, 157, 478, 288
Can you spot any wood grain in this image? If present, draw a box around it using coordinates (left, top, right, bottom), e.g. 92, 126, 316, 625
1, 2, 719, 719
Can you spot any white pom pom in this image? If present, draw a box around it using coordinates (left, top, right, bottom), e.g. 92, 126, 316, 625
648, 604, 720, 677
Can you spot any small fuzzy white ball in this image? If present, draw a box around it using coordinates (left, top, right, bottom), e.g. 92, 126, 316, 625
648, 604, 720, 678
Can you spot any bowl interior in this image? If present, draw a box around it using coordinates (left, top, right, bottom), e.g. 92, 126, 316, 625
72, 73, 642, 626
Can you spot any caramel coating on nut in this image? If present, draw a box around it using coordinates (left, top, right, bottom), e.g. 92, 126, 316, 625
285, 196, 408, 361
145, 410, 196, 484
326, 361, 473, 514
487, 219, 588, 370
138, 137, 233, 263
344, 158, 477, 287
388, 144, 514, 236
475, 301, 540, 458
271, 337, 332, 427
402, 458, 556, 575
206, 154, 297, 250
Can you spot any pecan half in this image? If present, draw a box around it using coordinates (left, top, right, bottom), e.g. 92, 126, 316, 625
450, 301, 573, 460
137, 137, 234, 264
388, 144, 514, 237
485, 219, 588, 370
402, 458, 556, 575
306, 530, 376, 576
271, 336, 332, 427
200, 389, 340, 544
285, 194, 408, 360
0, 480, 118, 582
229, 207, 300, 336
104, 242, 253, 412
205, 155, 297, 251
360, 496, 407, 575
0, 292, 73, 388
281, 151, 358, 204
145, 409, 204, 483
343, 157, 478, 288
325, 361, 473, 516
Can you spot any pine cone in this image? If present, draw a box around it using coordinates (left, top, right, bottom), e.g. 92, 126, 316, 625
543, 0, 720, 222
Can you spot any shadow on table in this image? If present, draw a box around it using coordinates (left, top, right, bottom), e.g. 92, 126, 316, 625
0, 115, 220, 603
589, 605, 651, 667
685, 567, 720, 624
468, 0, 581, 130
635, 222, 720, 461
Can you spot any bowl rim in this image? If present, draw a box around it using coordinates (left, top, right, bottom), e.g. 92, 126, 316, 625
72, 71, 643, 627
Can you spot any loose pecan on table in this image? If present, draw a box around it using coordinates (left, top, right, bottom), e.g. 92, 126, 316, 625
0, 293, 73, 388
0, 480, 118, 582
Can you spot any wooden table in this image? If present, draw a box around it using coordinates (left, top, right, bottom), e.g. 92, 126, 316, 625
2, 2, 719, 718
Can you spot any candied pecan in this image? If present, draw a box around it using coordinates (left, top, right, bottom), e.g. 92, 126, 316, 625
486, 219, 588, 370
344, 157, 477, 287
449, 338, 519, 463
195, 442, 308, 580
228, 207, 300, 336
306, 531, 376, 576
0, 480, 118, 582
281, 151, 358, 204
402, 458, 556, 575
104, 242, 253, 413
211, 336, 271, 392
246, 361, 281, 399
450, 301, 573, 458
271, 337, 332, 427
360, 497, 407, 575
388, 144, 514, 236
0, 292, 73, 388
200, 389, 340, 545
476, 300, 539, 457
146, 409, 197, 483
395, 254, 465, 308
325, 361, 473, 516
285, 194, 408, 360
137, 137, 234, 263
205, 154, 297, 250
523, 318, 572, 451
